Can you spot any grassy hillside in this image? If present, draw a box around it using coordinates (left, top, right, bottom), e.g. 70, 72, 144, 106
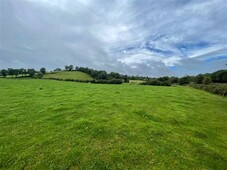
0, 79, 227, 169
43, 71, 94, 81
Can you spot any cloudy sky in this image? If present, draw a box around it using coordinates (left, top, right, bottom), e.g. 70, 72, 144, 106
0, 0, 227, 77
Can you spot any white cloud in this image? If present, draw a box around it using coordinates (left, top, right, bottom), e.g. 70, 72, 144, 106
0, 0, 227, 76
188, 46, 227, 58
163, 56, 182, 67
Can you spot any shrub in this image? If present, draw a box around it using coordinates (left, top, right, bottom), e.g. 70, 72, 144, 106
44, 77, 122, 84
170, 77, 179, 84
141, 79, 171, 86
190, 83, 227, 96
203, 77, 212, 85
36, 72, 43, 79
162, 81, 171, 86
179, 76, 190, 85
195, 74, 204, 84
95, 79, 123, 84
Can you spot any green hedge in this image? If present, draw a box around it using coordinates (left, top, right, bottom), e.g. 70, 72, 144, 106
141, 80, 171, 86
44, 78, 123, 84
190, 83, 227, 96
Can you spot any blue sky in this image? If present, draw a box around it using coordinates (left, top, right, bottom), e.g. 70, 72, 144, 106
0, 0, 227, 77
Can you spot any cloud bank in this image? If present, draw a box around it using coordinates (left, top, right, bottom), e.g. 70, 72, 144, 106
0, 0, 227, 76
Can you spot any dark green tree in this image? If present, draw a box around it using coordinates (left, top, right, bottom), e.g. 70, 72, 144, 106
40, 67, 46, 74
54, 68, 61, 72
1, 69, 8, 77
203, 76, 212, 85
211, 70, 227, 83
179, 76, 190, 85
109, 72, 121, 79
20, 68, 27, 76
170, 77, 179, 84
122, 75, 129, 83
18, 68, 24, 76
195, 74, 204, 84
75, 66, 79, 71
14, 69, 19, 77
158, 76, 169, 82
8, 68, 14, 77
68, 65, 74, 71
97, 71, 108, 80
27, 69, 36, 77
65, 65, 69, 70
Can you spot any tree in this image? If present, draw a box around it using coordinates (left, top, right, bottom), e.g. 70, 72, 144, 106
170, 77, 179, 84
22, 69, 27, 76
65, 65, 69, 70
211, 70, 227, 83
179, 76, 190, 85
68, 65, 73, 71
27, 69, 36, 77
40, 67, 46, 74
158, 76, 169, 82
203, 77, 212, 85
36, 72, 43, 79
8, 68, 14, 77
195, 74, 204, 84
1, 69, 7, 77
109, 72, 121, 79
54, 68, 61, 72
122, 75, 129, 83
18, 68, 25, 76
14, 69, 19, 77
97, 71, 108, 80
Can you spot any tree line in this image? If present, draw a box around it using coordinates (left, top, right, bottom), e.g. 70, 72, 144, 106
1, 65, 227, 85
63, 65, 129, 82
0, 68, 46, 78
140, 70, 227, 86
61, 65, 227, 86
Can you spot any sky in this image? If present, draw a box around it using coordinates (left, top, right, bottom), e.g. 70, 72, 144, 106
0, 0, 227, 77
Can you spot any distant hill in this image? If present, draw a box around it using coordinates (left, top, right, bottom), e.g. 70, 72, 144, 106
43, 71, 94, 81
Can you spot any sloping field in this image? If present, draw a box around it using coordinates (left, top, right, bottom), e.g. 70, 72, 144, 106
0, 79, 226, 169
43, 71, 94, 80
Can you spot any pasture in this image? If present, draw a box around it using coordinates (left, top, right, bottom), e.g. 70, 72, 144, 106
43, 71, 94, 81
0, 79, 226, 169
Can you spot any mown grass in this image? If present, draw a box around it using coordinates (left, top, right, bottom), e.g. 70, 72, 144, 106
0, 79, 227, 169
43, 71, 94, 81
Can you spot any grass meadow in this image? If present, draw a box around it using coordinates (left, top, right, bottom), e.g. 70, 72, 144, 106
0, 79, 227, 169
43, 71, 94, 81
129, 80, 145, 84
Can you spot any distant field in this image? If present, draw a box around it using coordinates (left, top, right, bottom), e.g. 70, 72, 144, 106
129, 80, 145, 84
43, 71, 94, 80
0, 79, 227, 169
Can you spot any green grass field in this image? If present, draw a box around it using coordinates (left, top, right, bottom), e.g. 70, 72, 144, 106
129, 80, 145, 84
43, 71, 94, 81
0, 79, 227, 169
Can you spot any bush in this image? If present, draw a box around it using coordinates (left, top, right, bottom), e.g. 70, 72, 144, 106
44, 77, 123, 84
179, 76, 190, 85
162, 81, 171, 86
170, 77, 179, 84
141, 79, 171, 86
95, 79, 123, 84
190, 83, 227, 96
203, 77, 212, 85
195, 74, 204, 84
36, 72, 43, 79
